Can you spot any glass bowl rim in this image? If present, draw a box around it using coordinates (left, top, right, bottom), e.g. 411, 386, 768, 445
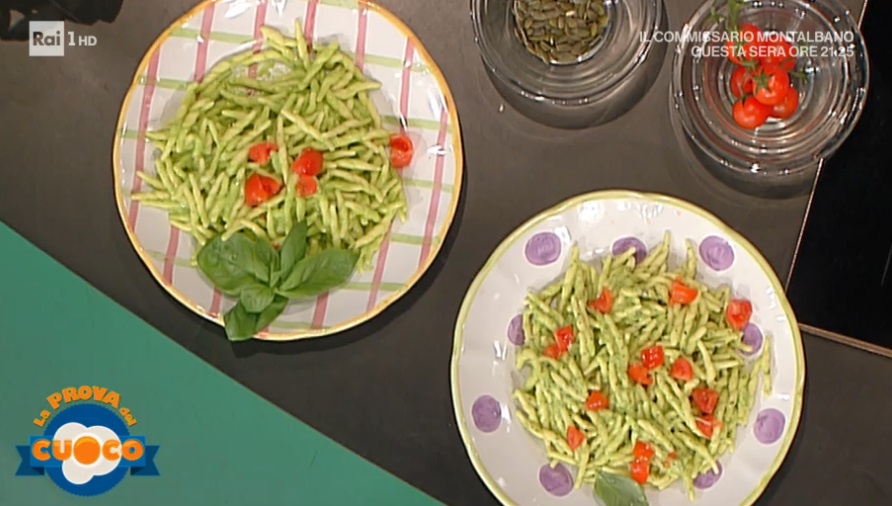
470, 0, 666, 105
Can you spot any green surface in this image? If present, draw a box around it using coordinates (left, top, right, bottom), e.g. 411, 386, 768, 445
0, 221, 441, 506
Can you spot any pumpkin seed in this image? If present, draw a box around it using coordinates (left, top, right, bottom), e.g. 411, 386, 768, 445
512, 0, 609, 65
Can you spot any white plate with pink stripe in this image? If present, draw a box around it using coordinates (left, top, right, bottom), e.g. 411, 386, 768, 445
451, 191, 805, 506
113, 0, 463, 340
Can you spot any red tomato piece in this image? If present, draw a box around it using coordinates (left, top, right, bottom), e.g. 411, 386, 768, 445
670, 279, 699, 306
732, 96, 772, 130
729, 66, 755, 98
296, 175, 318, 198
670, 357, 694, 382
664, 452, 678, 469
554, 325, 575, 352
248, 142, 278, 165
633, 441, 655, 462
543, 344, 563, 360
588, 288, 613, 314
244, 173, 274, 206
691, 388, 720, 416
630, 460, 650, 485
260, 176, 282, 195
771, 86, 800, 120
585, 391, 610, 412
389, 134, 414, 169
566, 426, 585, 451
628, 363, 653, 386
640, 345, 665, 370
695, 416, 723, 440
245, 174, 281, 206
725, 299, 753, 331
753, 64, 791, 106
291, 148, 324, 177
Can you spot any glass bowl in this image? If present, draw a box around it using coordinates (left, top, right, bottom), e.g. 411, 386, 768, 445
670, 0, 869, 195
471, 0, 667, 129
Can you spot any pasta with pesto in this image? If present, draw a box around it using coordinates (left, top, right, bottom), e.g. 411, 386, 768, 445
131, 22, 407, 271
512, 232, 772, 500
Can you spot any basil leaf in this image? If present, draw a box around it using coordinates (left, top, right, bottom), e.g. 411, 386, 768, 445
594, 471, 649, 506
196, 233, 259, 296
239, 282, 275, 313
222, 297, 289, 342
278, 221, 308, 283
255, 295, 288, 331
277, 248, 358, 298
223, 302, 260, 342
249, 236, 278, 284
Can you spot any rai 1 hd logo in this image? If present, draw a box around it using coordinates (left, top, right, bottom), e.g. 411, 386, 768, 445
28, 21, 97, 57
15, 386, 159, 497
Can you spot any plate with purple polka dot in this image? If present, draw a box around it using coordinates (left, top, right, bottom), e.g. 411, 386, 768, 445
451, 191, 804, 506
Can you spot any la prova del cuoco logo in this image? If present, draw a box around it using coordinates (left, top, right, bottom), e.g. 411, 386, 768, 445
15, 385, 159, 497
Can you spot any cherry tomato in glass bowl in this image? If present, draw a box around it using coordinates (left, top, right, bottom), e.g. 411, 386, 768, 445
753, 64, 791, 106
771, 86, 800, 120
733, 96, 772, 130
725, 24, 762, 65
760, 35, 797, 72
729, 66, 754, 99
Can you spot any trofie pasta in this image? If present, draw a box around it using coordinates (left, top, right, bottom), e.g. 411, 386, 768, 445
131, 22, 408, 271
512, 232, 772, 499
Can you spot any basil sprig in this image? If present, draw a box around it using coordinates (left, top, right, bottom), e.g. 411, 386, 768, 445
594, 471, 649, 506
196, 221, 358, 341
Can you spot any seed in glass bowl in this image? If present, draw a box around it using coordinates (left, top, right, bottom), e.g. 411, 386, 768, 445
511, 0, 609, 65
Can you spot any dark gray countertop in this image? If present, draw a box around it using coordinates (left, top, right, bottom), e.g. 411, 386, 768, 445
2, 0, 890, 504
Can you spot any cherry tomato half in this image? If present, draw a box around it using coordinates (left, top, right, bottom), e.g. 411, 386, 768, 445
732, 96, 772, 130
588, 288, 613, 314
670, 279, 699, 306
248, 142, 278, 165
389, 134, 414, 169
753, 64, 791, 106
691, 388, 720, 416
670, 357, 694, 382
296, 174, 318, 197
628, 363, 653, 386
585, 391, 610, 412
771, 86, 800, 120
566, 426, 585, 451
640, 345, 665, 370
244, 173, 281, 207
729, 66, 755, 99
696, 415, 722, 440
245, 174, 269, 207
263, 176, 282, 195
630, 460, 650, 485
554, 325, 575, 352
633, 441, 655, 462
725, 299, 753, 331
291, 148, 324, 177
543, 344, 563, 360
